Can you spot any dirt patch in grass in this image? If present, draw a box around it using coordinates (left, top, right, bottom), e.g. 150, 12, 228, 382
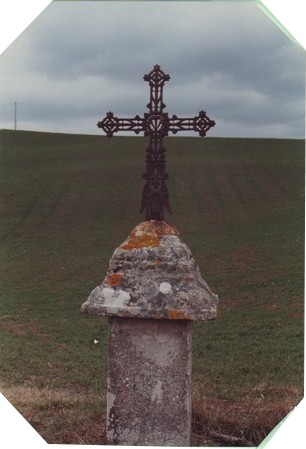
287, 312, 303, 319
2, 322, 27, 337
1, 318, 49, 340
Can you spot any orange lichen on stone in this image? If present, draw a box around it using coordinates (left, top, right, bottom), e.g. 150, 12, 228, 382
168, 310, 192, 320
120, 220, 179, 250
121, 232, 160, 250
108, 273, 123, 287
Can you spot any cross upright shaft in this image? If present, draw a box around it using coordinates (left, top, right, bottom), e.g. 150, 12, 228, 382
97, 65, 215, 220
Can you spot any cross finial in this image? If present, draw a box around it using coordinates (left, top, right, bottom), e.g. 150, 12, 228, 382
98, 65, 215, 220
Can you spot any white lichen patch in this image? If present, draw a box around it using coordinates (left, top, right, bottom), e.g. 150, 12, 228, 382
159, 282, 172, 294
117, 290, 131, 302
103, 287, 115, 299
151, 380, 163, 404
101, 288, 131, 314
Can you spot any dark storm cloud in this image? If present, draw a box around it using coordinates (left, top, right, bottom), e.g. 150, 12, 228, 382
0, 1, 304, 137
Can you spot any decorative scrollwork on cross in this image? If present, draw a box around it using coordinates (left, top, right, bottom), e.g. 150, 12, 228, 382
98, 64, 215, 220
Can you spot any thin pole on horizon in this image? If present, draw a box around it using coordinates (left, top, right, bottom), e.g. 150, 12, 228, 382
14, 102, 17, 130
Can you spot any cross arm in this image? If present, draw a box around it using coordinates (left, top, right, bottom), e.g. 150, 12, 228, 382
168, 110, 215, 137
97, 111, 145, 137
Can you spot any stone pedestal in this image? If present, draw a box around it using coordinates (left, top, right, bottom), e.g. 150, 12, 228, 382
82, 220, 218, 446
108, 317, 191, 446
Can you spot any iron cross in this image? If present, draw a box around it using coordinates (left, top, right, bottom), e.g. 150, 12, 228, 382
97, 64, 215, 220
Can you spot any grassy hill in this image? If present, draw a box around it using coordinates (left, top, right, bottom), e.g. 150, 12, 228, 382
0, 129, 304, 445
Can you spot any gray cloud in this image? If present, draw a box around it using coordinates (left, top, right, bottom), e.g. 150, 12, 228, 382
1, 1, 305, 137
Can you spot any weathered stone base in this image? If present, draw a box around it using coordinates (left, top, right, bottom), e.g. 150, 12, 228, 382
107, 317, 192, 446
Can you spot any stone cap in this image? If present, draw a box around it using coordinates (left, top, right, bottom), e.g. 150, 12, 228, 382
81, 220, 218, 321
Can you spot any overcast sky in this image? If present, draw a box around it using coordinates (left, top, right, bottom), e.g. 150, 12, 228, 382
0, 1, 305, 138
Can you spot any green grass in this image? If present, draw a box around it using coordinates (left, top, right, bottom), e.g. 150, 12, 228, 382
0, 129, 304, 445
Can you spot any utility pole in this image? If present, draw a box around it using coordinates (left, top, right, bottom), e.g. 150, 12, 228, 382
14, 102, 17, 130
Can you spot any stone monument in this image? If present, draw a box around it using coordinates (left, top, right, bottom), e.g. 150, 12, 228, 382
82, 65, 218, 446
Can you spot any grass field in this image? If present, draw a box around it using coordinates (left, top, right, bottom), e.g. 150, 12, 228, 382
0, 129, 304, 446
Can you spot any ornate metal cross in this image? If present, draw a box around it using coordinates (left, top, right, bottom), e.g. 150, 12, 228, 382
98, 64, 215, 220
